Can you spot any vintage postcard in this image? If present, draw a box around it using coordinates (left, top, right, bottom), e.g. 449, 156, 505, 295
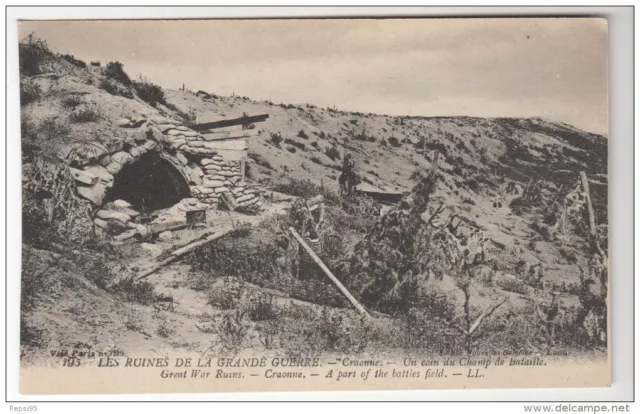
17, 17, 609, 394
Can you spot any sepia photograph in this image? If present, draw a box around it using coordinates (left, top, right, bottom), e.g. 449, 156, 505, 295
15, 16, 612, 395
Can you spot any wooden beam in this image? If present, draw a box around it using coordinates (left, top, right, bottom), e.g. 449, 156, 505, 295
188, 114, 269, 131
289, 226, 371, 318
200, 130, 259, 141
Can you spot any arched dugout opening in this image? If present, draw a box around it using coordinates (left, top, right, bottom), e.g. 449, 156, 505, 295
105, 152, 191, 214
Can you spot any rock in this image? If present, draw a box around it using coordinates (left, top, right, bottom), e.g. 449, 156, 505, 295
157, 231, 173, 241
115, 118, 132, 127
203, 164, 221, 171
111, 151, 134, 165
214, 187, 230, 194
96, 209, 131, 224
166, 129, 184, 136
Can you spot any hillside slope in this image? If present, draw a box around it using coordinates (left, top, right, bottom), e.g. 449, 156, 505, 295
19, 41, 609, 363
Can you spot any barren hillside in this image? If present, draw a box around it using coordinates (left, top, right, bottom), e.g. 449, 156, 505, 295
20, 40, 609, 365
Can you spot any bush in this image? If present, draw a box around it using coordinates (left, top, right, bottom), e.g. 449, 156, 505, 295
60, 54, 86, 68
271, 178, 340, 205
191, 230, 281, 287
247, 152, 273, 170
388, 136, 401, 147
20, 82, 42, 106
245, 293, 278, 321
69, 105, 99, 123
310, 156, 322, 165
133, 79, 166, 107
19, 42, 49, 76
111, 276, 157, 305
324, 146, 341, 161
286, 146, 297, 154
210, 311, 249, 354
269, 132, 283, 147
497, 276, 529, 295
90, 61, 101, 67
104, 61, 132, 86
284, 138, 306, 151
297, 129, 309, 140
61, 95, 82, 109
99, 78, 133, 99
84, 260, 116, 290
207, 277, 244, 310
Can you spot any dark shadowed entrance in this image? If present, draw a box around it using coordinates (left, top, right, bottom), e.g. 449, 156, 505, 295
105, 152, 191, 214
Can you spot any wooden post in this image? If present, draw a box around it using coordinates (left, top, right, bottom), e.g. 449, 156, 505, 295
240, 156, 246, 182
289, 227, 370, 318
579, 171, 602, 254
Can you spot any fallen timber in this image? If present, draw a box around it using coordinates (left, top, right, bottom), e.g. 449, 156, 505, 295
288, 226, 371, 318
136, 228, 234, 280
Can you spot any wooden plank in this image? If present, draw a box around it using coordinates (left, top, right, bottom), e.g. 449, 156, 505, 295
221, 192, 239, 211
189, 114, 269, 131
201, 139, 248, 152
288, 227, 371, 318
200, 130, 259, 141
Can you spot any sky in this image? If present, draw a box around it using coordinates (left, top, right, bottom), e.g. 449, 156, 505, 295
18, 18, 608, 135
